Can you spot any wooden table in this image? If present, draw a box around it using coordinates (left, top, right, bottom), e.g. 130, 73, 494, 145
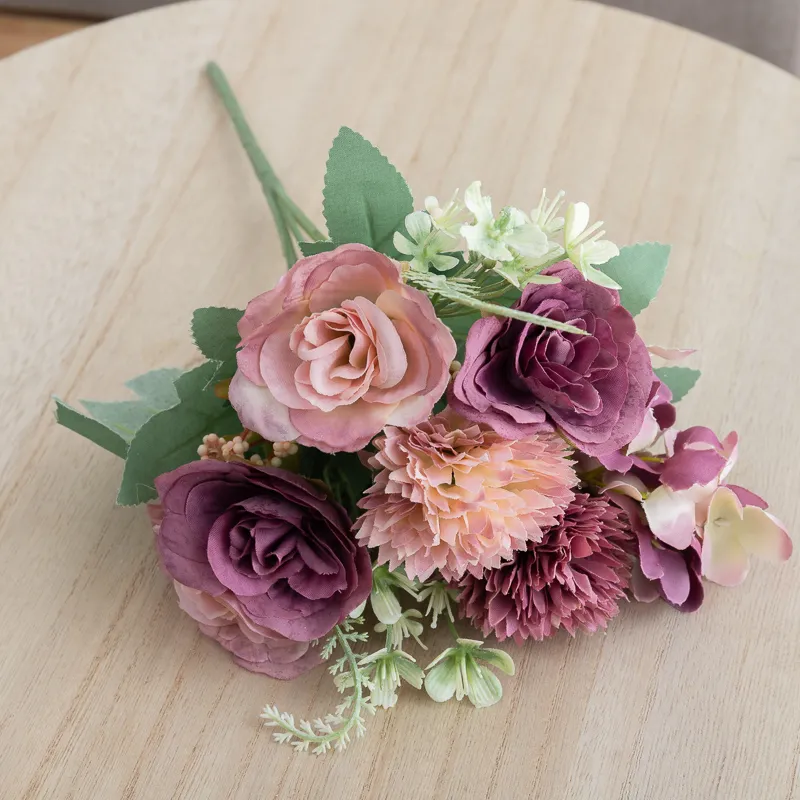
1, 1, 799, 797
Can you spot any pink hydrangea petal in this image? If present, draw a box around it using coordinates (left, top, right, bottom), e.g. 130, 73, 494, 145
701, 488, 750, 586
739, 508, 793, 562
630, 561, 660, 603
726, 484, 768, 510
627, 408, 660, 454
660, 448, 726, 491
652, 546, 692, 606
643, 486, 697, 550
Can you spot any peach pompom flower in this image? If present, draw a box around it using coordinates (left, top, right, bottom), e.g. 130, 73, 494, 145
355, 410, 577, 581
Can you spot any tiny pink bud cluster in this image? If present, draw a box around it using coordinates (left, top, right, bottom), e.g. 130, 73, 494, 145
197, 433, 263, 466
270, 440, 298, 467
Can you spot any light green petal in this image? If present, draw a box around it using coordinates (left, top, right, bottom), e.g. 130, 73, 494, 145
526, 273, 561, 285
586, 239, 619, 266
404, 210, 433, 242
564, 201, 590, 243
431, 254, 460, 272
393, 231, 416, 256
465, 659, 504, 708
395, 657, 424, 690
505, 224, 549, 259
475, 648, 515, 676
425, 647, 457, 671
583, 264, 622, 290
424, 660, 459, 703
348, 599, 367, 619
371, 584, 402, 625
464, 181, 491, 221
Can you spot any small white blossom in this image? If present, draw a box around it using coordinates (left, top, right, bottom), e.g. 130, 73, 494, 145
375, 609, 426, 650
394, 211, 460, 273
460, 181, 549, 263
424, 639, 515, 709
359, 648, 424, 709
563, 202, 621, 288
369, 565, 420, 626
531, 189, 567, 238
425, 191, 468, 239
417, 581, 458, 629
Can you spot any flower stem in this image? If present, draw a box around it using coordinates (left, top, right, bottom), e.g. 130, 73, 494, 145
262, 624, 366, 753
205, 62, 326, 267
446, 616, 460, 641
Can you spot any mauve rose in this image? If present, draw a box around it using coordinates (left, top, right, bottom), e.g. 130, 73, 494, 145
155, 460, 372, 650
230, 243, 456, 453
450, 262, 653, 456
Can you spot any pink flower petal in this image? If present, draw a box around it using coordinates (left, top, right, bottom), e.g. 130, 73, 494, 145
739, 508, 793, 562
701, 488, 750, 586
228, 371, 299, 442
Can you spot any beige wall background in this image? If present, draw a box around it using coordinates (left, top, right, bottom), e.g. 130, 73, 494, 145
2, 0, 800, 74
602, 0, 800, 73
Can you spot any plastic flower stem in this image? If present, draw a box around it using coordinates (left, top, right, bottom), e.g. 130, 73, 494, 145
267, 625, 364, 748
446, 616, 460, 642
444, 293, 587, 335
205, 62, 324, 261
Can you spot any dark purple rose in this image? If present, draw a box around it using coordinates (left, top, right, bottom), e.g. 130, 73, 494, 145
155, 460, 372, 642
450, 262, 654, 456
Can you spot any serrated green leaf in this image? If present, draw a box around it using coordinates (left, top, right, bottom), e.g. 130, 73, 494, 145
298, 241, 336, 257
323, 127, 413, 258
54, 399, 129, 459
654, 366, 701, 403
80, 400, 163, 442
125, 368, 182, 409
191, 307, 243, 362
598, 243, 670, 316
76, 368, 183, 443
55, 367, 183, 457
117, 361, 242, 505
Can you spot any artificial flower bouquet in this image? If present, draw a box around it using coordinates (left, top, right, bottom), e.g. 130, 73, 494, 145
56, 63, 792, 755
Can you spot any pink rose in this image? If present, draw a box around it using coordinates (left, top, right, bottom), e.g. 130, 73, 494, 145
173, 583, 320, 679
230, 244, 456, 452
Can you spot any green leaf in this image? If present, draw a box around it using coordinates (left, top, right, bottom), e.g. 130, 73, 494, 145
298, 241, 336, 257
54, 399, 128, 459
118, 361, 242, 505
79, 400, 164, 442
191, 307, 243, 362
323, 127, 413, 258
77, 367, 183, 443
125, 368, 182, 409
655, 366, 701, 403
298, 448, 373, 519
55, 367, 183, 456
598, 243, 671, 316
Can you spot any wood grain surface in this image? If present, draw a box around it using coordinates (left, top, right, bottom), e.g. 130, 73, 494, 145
1, 1, 799, 797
